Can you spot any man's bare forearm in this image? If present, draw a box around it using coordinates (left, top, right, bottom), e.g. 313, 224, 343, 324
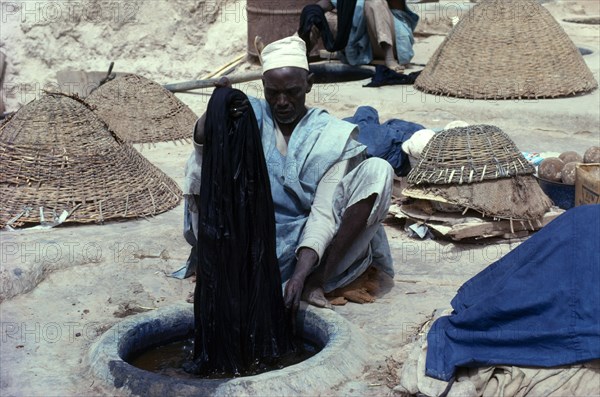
293, 247, 319, 283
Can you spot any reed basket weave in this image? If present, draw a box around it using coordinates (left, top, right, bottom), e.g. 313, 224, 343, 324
414, 0, 598, 99
0, 93, 182, 228
406, 124, 534, 185
86, 74, 198, 144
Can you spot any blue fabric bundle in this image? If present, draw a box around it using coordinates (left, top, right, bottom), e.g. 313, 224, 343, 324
345, 106, 423, 176
364, 65, 422, 87
426, 205, 600, 381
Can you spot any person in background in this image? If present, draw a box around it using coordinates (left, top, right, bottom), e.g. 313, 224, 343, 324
314, 0, 419, 73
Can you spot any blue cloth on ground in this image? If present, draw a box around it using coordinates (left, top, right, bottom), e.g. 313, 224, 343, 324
364, 65, 422, 87
426, 204, 600, 381
344, 106, 423, 176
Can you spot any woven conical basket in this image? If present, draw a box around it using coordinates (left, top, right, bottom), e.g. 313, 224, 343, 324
414, 0, 598, 99
86, 74, 198, 143
0, 93, 182, 228
406, 124, 534, 185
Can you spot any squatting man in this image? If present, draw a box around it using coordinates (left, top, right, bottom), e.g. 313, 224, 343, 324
184, 35, 394, 313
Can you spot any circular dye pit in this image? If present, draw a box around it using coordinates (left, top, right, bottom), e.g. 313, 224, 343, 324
128, 334, 320, 379
88, 303, 370, 396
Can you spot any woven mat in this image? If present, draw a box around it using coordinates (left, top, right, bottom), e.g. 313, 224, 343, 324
407, 125, 534, 185
0, 93, 182, 228
86, 74, 198, 144
415, 0, 598, 99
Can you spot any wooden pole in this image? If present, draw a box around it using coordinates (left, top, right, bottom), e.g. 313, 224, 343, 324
163, 64, 375, 93
164, 71, 263, 92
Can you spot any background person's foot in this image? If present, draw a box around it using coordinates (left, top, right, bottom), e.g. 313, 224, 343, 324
385, 60, 405, 74
382, 42, 405, 73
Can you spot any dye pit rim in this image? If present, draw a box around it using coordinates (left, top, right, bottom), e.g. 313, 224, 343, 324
88, 302, 370, 396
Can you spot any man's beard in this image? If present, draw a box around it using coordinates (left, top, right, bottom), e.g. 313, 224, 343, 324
274, 113, 298, 125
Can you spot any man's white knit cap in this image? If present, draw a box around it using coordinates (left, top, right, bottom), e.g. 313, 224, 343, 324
260, 35, 309, 74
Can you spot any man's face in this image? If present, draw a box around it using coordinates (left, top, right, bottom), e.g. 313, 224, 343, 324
262, 67, 313, 126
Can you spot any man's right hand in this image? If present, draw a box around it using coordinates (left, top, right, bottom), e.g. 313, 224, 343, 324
214, 76, 231, 88
284, 275, 305, 313
214, 77, 249, 118
284, 275, 304, 335
229, 98, 249, 119
284, 247, 319, 333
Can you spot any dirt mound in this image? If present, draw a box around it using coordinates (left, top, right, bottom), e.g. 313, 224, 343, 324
1, 0, 247, 111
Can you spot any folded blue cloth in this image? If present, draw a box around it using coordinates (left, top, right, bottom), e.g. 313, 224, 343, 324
364, 65, 422, 87
426, 204, 600, 381
345, 106, 423, 176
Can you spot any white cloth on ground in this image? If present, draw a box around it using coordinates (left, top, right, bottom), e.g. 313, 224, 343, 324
395, 310, 600, 397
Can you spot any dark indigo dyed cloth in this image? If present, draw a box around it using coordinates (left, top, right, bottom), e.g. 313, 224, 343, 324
364, 65, 422, 87
190, 87, 293, 376
298, 1, 357, 53
426, 204, 600, 381
344, 106, 423, 176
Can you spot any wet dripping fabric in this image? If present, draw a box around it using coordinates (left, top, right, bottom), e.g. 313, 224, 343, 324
191, 87, 293, 375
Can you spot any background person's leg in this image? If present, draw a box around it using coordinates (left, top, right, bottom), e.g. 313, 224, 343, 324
364, 0, 403, 72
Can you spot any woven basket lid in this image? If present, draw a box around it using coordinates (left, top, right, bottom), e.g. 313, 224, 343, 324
414, 0, 598, 99
0, 93, 182, 228
406, 124, 535, 185
86, 74, 198, 143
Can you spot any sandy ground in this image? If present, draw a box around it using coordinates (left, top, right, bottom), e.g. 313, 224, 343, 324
1, 1, 599, 396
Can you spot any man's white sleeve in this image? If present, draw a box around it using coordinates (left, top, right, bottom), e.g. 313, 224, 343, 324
296, 159, 348, 262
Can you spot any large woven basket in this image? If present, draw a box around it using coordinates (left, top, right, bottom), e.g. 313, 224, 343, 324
86, 74, 198, 143
406, 125, 534, 185
0, 93, 182, 228
414, 0, 598, 99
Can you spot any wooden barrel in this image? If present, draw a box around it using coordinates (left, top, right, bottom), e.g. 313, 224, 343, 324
246, 0, 321, 61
